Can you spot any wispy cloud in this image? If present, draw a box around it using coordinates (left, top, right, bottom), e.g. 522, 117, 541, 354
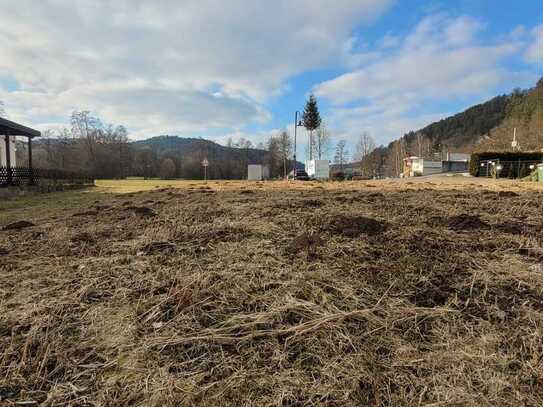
0, 0, 393, 139
314, 14, 534, 145
525, 25, 543, 63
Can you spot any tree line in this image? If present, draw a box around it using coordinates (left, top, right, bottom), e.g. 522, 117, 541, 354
7, 96, 384, 179
12, 110, 301, 180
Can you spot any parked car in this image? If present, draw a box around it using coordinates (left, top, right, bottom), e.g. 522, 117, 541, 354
288, 169, 311, 181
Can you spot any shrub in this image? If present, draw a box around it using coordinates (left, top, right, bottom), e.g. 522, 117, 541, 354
330, 171, 345, 181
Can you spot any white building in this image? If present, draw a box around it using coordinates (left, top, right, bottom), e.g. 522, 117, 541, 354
247, 164, 270, 181
305, 160, 329, 179
0, 135, 16, 167
403, 156, 442, 177
446, 152, 470, 162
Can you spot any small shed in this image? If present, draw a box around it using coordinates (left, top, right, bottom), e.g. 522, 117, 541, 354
442, 152, 469, 173
248, 164, 270, 181
470, 152, 543, 178
306, 160, 330, 179
0, 117, 41, 186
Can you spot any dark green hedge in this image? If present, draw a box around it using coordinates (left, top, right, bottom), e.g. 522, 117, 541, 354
470, 152, 543, 176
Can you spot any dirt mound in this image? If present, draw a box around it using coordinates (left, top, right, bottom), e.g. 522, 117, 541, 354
447, 214, 489, 231
70, 231, 95, 244
1, 220, 36, 231
73, 210, 98, 217
334, 195, 350, 203
323, 215, 387, 237
496, 221, 523, 234
498, 191, 520, 197
289, 232, 324, 259
125, 206, 157, 217
299, 199, 323, 207
138, 241, 177, 255
519, 247, 543, 260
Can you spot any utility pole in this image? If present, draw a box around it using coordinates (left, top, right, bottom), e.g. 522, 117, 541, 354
512, 128, 520, 151
293, 111, 303, 177
202, 158, 209, 182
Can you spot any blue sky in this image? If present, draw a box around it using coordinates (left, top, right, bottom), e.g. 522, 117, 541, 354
0, 1, 542, 157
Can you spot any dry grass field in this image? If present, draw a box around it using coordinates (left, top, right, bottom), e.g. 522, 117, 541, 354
1, 178, 543, 405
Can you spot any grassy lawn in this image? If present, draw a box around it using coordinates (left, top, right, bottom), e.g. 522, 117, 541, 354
0, 179, 213, 223
1, 177, 541, 225
2, 178, 543, 404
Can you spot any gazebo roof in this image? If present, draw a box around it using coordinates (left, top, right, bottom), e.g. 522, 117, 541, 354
0, 117, 41, 138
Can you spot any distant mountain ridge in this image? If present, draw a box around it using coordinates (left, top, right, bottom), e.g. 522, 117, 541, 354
134, 135, 269, 163
133, 135, 271, 179
133, 135, 302, 179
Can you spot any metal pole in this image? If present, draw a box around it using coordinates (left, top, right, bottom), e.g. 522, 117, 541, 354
28, 136, 34, 185
5, 133, 12, 186
293, 111, 298, 177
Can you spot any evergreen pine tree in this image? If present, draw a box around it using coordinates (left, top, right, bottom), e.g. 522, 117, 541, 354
302, 94, 321, 160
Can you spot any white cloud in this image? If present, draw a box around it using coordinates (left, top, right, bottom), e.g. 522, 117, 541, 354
379, 33, 401, 49
525, 25, 543, 63
313, 14, 525, 145
0, 0, 393, 139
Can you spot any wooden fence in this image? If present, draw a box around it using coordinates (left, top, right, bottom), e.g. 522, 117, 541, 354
0, 166, 94, 187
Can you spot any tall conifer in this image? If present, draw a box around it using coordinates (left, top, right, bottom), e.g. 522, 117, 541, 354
302, 94, 321, 160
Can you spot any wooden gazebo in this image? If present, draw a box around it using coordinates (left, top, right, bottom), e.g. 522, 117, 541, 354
0, 117, 41, 186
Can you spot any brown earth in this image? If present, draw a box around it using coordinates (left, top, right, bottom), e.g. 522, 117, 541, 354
1, 179, 543, 405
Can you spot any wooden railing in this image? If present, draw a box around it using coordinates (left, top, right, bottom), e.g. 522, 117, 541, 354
0, 166, 94, 187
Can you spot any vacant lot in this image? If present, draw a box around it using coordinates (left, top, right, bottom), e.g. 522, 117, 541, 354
1, 178, 543, 405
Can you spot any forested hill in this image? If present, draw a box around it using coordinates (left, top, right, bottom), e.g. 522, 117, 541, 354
132, 135, 273, 179
402, 95, 510, 151
401, 76, 543, 152
134, 136, 270, 167
365, 77, 543, 176
23, 134, 297, 180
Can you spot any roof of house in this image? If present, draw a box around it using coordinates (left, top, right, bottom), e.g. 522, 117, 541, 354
0, 117, 41, 138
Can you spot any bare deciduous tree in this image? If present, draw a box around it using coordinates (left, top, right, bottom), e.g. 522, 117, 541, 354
388, 138, 407, 177
276, 130, 292, 178
354, 132, 376, 176
354, 132, 375, 161
312, 122, 330, 160
333, 140, 349, 171
71, 111, 102, 171
159, 158, 176, 179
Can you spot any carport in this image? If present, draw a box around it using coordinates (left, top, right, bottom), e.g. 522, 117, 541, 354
0, 117, 41, 186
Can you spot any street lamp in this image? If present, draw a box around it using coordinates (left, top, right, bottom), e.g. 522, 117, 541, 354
293, 111, 304, 177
